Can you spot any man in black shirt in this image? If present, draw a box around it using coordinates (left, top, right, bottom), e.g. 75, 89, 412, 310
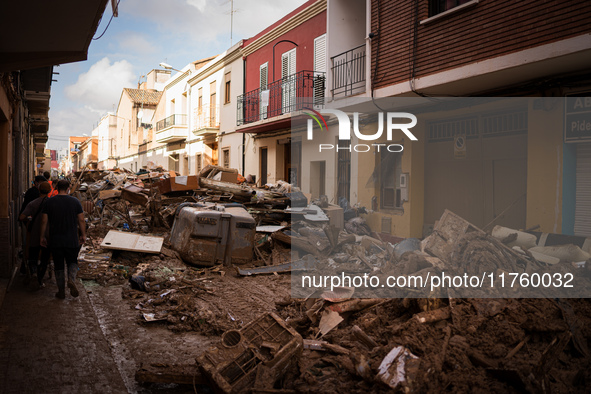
19, 175, 46, 274
19, 181, 51, 289
40, 180, 86, 299
20, 175, 46, 214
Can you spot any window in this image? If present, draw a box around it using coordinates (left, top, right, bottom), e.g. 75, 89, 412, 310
224, 72, 231, 104
281, 48, 296, 112
198, 87, 203, 114
260, 63, 268, 119
196, 154, 202, 173
379, 150, 403, 209
429, 0, 473, 17
222, 148, 230, 168
210, 81, 217, 125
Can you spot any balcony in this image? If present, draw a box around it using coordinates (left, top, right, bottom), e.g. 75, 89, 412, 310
193, 104, 219, 137
331, 45, 366, 98
237, 70, 325, 126
155, 114, 187, 143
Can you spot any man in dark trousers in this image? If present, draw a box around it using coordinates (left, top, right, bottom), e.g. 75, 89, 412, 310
19, 175, 47, 275
40, 180, 86, 299
19, 181, 51, 289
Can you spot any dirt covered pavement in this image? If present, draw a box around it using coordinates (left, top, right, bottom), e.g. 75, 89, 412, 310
11, 167, 588, 393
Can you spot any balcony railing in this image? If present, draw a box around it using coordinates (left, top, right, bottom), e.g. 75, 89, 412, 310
155, 114, 188, 143
331, 45, 366, 98
156, 114, 187, 131
193, 104, 220, 132
237, 70, 326, 126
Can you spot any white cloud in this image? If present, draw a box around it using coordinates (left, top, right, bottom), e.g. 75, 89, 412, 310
47, 106, 104, 150
64, 57, 135, 112
186, 0, 207, 12
117, 32, 158, 55
122, 0, 307, 44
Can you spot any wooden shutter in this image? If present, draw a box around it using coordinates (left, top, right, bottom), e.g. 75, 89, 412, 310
281, 49, 296, 112
260, 63, 268, 119
314, 34, 326, 105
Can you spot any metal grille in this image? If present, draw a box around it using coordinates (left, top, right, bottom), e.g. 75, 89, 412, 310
331, 45, 366, 98
193, 104, 219, 131
575, 143, 591, 237
428, 116, 478, 142
337, 140, 351, 202
381, 217, 392, 234
482, 109, 527, 137
428, 108, 527, 142
237, 70, 326, 126
155, 114, 187, 131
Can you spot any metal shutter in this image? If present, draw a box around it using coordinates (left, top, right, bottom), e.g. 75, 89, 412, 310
575, 143, 591, 237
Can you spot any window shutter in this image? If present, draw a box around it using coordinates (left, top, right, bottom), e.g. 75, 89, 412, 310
260, 63, 268, 119
314, 34, 326, 105
260, 64, 268, 89
314, 35, 326, 73
281, 49, 296, 112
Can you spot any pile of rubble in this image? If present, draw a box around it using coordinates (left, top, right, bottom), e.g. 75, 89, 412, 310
72, 166, 591, 393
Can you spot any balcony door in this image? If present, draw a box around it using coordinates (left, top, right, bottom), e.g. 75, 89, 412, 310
281, 48, 296, 114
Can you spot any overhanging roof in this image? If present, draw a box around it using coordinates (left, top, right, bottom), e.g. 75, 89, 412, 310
0, 0, 109, 72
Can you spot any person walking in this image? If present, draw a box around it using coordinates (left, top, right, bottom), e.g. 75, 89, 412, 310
18, 175, 47, 275
40, 180, 86, 299
19, 181, 52, 289
20, 175, 46, 213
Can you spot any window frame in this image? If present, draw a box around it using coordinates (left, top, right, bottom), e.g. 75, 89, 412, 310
379, 150, 403, 210
224, 72, 231, 105
222, 147, 230, 168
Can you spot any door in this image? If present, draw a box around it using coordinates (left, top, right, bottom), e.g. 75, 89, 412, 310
260, 147, 268, 186
575, 143, 591, 236
281, 48, 296, 113
285, 141, 301, 186
425, 109, 528, 230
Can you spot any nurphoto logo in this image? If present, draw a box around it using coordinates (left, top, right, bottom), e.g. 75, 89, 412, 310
304, 108, 418, 152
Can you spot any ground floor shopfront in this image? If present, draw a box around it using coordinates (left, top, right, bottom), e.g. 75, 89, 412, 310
295, 96, 591, 239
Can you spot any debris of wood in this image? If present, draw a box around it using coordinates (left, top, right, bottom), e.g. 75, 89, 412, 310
135, 363, 205, 385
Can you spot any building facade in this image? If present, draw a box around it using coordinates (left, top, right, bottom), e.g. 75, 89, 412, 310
237, 0, 327, 187
303, 0, 591, 239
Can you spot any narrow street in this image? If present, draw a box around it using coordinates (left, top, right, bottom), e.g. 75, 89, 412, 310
0, 274, 216, 393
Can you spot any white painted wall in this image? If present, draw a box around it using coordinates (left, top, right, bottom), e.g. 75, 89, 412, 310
326, 0, 367, 96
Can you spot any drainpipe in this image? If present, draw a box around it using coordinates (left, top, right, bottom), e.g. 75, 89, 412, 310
242, 55, 246, 177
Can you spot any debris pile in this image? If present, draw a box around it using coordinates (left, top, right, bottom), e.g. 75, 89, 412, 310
73, 166, 591, 392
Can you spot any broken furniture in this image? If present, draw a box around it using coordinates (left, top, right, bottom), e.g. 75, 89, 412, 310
196, 312, 303, 393
170, 203, 255, 266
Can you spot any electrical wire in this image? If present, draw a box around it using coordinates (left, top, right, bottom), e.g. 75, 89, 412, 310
93, 0, 120, 40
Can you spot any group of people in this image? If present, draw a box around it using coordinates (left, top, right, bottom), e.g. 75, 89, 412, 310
19, 172, 86, 299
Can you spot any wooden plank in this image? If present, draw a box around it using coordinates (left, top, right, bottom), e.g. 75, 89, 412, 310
135, 364, 205, 385
100, 230, 164, 254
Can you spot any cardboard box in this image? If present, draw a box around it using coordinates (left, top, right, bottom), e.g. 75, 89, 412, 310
220, 172, 239, 183
322, 204, 344, 230
98, 189, 121, 200
157, 175, 200, 194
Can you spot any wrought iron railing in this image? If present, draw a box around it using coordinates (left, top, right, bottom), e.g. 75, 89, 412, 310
331, 45, 366, 98
155, 114, 187, 132
193, 104, 219, 131
237, 70, 325, 126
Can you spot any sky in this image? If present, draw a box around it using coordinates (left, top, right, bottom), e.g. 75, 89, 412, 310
46, 0, 307, 151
